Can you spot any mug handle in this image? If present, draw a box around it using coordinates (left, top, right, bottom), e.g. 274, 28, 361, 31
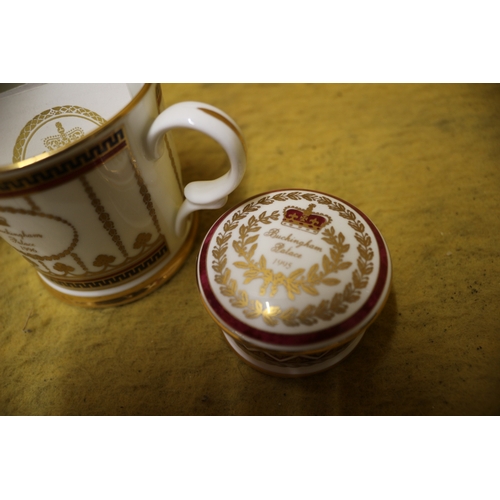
145, 101, 247, 236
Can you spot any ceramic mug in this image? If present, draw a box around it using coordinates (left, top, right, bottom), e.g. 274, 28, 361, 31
0, 83, 246, 307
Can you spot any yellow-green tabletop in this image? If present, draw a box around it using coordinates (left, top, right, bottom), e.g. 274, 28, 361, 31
1, 84, 499, 415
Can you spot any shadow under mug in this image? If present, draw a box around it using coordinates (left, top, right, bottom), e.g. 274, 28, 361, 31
0, 83, 246, 307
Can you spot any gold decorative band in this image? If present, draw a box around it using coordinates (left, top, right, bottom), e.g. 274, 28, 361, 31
43, 239, 170, 290
39, 213, 199, 308
0, 128, 127, 198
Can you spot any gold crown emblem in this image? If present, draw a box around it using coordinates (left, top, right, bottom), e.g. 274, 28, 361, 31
281, 204, 331, 234
43, 122, 84, 151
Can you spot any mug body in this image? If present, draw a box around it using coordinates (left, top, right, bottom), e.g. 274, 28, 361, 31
0, 84, 194, 307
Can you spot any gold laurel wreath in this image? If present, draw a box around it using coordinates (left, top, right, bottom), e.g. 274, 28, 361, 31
232, 215, 351, 300
211, 192, 374, 327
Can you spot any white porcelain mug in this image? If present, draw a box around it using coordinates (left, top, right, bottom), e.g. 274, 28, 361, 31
0, 83, 246, 307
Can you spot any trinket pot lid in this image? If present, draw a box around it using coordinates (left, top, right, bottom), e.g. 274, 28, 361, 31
197, 189, 392, 351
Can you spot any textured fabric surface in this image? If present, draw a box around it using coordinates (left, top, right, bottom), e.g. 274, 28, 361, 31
1, 83, 499, 415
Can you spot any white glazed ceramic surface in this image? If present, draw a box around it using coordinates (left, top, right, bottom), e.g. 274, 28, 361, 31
197, 189, 392, 376
0, 84, 246, 306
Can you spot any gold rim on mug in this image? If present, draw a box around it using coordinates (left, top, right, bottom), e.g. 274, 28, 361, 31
0, 84, 152, 172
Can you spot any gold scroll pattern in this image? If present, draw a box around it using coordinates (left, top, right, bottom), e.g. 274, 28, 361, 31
42, 149, 169, 286
1, 126, 170, 289
79, 174, 129, 259
0, 205, 79, 262
129, 141, 163, 236
43, 134, 170, 287
211, 191, 374, 328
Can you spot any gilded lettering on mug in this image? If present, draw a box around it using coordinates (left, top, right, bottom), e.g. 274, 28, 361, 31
0, 228, 43, 253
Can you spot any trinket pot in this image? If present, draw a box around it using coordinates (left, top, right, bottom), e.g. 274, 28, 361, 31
197, 189, 392, 376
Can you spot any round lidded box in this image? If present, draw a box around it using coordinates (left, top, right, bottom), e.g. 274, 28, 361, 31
197, 189, 392, 377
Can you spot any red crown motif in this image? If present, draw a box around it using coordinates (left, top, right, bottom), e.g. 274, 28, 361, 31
281, 204, 331, 234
